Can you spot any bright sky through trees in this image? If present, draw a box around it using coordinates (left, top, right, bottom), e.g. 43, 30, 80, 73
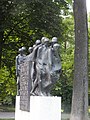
86, 0, 90, 12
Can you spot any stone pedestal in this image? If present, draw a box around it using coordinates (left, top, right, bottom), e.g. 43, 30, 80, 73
15, 96, 61, 120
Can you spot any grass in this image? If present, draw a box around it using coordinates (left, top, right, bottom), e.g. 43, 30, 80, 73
0, 105, 15, 112
0, 119, 14, 120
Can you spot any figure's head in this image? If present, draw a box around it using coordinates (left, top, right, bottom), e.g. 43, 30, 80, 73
21, 46, 26, 54
22, 47, 26, 51
35, 40, 41, 45
41, 37, 46, 44
18, 48, 23, 55
33, 44, 36, 48
53, 43, 60, 51
44, 37, 49, 45
28, 47, 33, 53
51, 37, 57, 44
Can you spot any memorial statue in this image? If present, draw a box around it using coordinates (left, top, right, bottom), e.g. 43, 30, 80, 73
16, 47, 26, 95
16, 37, 61, 96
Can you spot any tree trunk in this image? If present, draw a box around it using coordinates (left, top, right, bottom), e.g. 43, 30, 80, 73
70, 0, 88, 120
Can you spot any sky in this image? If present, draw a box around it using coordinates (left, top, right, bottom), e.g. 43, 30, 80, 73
86, 0, 90, 13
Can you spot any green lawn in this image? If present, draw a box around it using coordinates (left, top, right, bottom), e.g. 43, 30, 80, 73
0, 105, 15, 112
0, 119, 14, 120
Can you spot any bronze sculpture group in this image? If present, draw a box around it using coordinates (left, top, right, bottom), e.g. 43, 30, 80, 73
16, 37, 61, 96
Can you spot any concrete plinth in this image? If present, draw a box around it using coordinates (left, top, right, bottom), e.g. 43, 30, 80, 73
15, 96, 61, 120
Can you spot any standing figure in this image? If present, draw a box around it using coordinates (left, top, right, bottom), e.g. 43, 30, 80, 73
16, 47, 26, 95
35, 37, 50, 95
51, 43, 61, 82
49, 37, 61, 79
27, 47, 34, 91
34, 37, 51, 95
30, 40, 42, 95
27, 47, 33, 61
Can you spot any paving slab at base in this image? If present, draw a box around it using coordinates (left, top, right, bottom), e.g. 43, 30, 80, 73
15, 96, 61, 120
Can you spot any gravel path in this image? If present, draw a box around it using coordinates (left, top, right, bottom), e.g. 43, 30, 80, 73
0, 112, 15, 119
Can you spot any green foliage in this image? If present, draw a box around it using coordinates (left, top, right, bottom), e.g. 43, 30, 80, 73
0, 67, 16, 105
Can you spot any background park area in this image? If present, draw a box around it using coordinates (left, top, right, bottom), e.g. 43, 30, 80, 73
0, 0, 90, 120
